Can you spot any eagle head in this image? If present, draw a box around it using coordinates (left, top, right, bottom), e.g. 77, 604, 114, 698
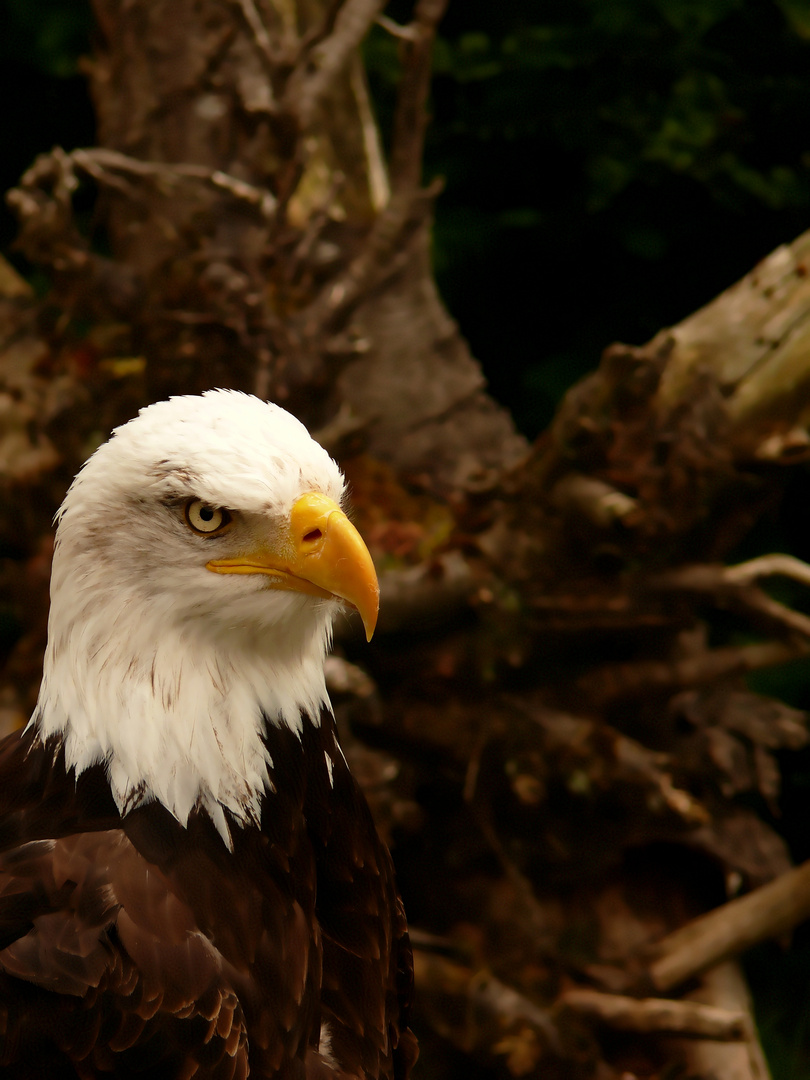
32, 390, 379, 842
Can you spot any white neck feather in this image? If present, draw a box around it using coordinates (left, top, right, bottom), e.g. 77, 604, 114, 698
32, 576, 333, 847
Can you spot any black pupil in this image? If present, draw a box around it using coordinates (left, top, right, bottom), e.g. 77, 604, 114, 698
200, 506, 215, 522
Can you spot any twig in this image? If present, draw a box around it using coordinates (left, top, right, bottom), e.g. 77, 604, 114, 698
350, 55, 390, 212
649, 857, 810, 992
734, 586, 810, 639
650, 554, 810, 639
70, 149, 279, 216
388, 0, 450, 192
290, 0, 387, 130
375, 13, 419, 41
724, 552, 810, 589
228, 0, 277, 69
558, 987, 746, 1040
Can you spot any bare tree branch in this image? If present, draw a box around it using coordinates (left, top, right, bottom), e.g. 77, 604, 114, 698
300, 178, 442, 337
9, 146, 280, 260
724, 552, 810, 589
375, 13, 419, 41
288, 0, 387, 130
649, 857, 810, 992
650, 555, 810, 640
389, 0, 450, 192
228, 0, 277, 69
72, 148, 279, 216
559, 987, 747, 1040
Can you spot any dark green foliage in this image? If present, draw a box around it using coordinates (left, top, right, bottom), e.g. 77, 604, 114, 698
1, 0, 94, 76
0, 0, 95, 249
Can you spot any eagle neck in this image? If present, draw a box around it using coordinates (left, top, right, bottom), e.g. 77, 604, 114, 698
31, 599, 333, 847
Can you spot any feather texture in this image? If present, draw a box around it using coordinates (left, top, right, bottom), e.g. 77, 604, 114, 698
0, 718, 416, 1078
0, 393, 416, 1078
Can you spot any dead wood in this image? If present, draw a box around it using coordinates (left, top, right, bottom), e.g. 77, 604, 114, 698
649, 858, 810, 993
649, 555, 810, 640
675, 961, 772, 1080
411, 952, 579, 1078
558, 987, 747, 1040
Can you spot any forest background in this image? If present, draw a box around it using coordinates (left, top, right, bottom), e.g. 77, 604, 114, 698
2, 0, 810, 1077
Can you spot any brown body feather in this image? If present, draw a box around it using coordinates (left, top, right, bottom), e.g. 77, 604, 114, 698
0, 715, 417, 1080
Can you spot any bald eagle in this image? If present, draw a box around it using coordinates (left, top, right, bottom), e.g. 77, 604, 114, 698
0, 391, 417, 1080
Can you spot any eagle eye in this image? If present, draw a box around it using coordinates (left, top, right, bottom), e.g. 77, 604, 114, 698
185, 499, 232, 536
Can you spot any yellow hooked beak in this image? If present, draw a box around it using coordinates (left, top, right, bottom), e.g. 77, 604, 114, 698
206, 492, 379, 640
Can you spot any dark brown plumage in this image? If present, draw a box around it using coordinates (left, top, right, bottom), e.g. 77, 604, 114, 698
0, 713, 417, 1078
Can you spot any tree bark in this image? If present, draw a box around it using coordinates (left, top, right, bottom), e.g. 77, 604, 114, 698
8, 0, 524, 491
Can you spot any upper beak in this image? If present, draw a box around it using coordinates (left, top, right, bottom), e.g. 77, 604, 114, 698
206, 492, 379, 641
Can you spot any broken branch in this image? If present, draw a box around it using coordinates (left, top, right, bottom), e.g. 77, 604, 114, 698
649, 857, 810, 992
651, 554, 810, 639
72, 148, 279, 216
724, 552, 810, 590
558, 987, 746, 1040
11, 147, 279, 226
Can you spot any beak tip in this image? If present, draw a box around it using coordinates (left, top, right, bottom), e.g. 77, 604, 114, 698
362, 594, 379, 643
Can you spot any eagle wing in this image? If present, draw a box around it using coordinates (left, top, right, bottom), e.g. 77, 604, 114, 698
0, 822, 251, 1077
0, 729, 320, 1079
